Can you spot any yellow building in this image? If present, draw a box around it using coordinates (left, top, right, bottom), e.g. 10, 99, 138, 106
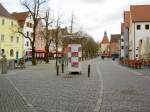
0, 3, 23, 60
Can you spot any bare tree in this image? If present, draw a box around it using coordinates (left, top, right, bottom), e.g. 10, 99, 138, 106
41, 9, 53, 63
50, 14, 63, 76
19, 0, 46, 65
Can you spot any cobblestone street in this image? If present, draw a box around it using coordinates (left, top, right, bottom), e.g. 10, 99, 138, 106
0, 59, 101, 112
1, 58, 150, 112
98, 59, 150, 112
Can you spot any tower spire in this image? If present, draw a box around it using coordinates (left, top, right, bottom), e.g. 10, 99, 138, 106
104, 31, 107, 36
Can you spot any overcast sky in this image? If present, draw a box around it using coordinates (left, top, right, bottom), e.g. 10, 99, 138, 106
1, 0, 150, 42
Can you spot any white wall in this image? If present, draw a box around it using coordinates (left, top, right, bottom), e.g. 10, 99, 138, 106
129, 22, 150, 59
120, 35, 124, 58
23, 15, 33, 55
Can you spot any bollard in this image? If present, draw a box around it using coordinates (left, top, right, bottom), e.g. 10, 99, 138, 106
62, 63, 64, 73
1, 55, 7, 74
88, 64, 90, 77
56, 65, 59, 76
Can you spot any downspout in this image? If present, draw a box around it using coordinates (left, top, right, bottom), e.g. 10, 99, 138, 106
134, 22, 136, 59
127, 27, 129, 58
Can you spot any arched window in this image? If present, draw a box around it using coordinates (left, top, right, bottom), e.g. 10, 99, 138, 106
1, 49, 5, 54
10, 49, 14, 57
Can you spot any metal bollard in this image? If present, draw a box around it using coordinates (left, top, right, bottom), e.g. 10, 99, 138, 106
88, 64, 90, 77
56, 65, 59, 76
62, 63, 64, 73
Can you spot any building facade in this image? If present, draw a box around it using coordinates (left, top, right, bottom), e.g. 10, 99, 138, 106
110, 34, 121, 55
129, 5, 150, 59
11, 12, 33, 56
0, 4, 23, 60
12, 12, 46, 58
120, 23, 125, 58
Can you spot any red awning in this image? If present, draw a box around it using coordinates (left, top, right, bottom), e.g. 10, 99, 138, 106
35, 50, 46, 53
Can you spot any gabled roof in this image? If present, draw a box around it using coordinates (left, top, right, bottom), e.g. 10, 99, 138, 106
124, 11, 130, 27
0, 3, 12, 18
11, 12, 29, 28
110, 34, 121, 43
130, 5, 150, 22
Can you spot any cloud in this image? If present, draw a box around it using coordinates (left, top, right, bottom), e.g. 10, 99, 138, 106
81, 0, 107, 4
4, 0, 150, 41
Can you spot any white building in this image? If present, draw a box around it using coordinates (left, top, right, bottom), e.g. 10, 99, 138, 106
120, 23, 125, 58
12, 12, 33, 56
129, 5, 150, 59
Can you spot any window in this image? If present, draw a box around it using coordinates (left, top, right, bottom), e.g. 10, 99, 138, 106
10, 49, 14, 57
121, 46, 124, 49
26, 41, 29, 47
30, 23, 32, 28
137, 25, 141, 30
31, 33, 33, 37
11, 21, 13, 27
16, 51, 19, 59
16, 37, 19, 43
145, 24, 149, 30
1, 34, 4, 42
11, 36, 13, 42
26, 22, 30, 27
136, 54, 138, 57
27, 31, 29, 37
1, 49, 5, 55
2, 19, 5, 25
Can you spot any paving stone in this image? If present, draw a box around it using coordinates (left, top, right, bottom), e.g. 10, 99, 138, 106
3, 60, 101, 112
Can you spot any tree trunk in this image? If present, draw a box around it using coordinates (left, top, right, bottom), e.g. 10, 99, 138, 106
32, 43, 36, 65
56, 41, 58, 67
45, 43, 49, 63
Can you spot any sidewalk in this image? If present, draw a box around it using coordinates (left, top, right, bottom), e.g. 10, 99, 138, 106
111, 59, 150, 76
0, 59, 101, 112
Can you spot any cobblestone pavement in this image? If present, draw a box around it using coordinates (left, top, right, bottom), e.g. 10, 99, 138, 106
1, 59, 101, 112
97, 58, 150, 112
0, 76, 35, 112
1, 58, 150, 112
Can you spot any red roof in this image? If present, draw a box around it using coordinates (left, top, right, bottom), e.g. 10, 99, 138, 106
35, 49, 46, 53
11, 12, 29, 28
130, 5, 150, 22
0, 3, 12, 18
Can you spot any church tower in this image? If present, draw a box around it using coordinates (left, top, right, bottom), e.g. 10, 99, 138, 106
100, 31, 110, 56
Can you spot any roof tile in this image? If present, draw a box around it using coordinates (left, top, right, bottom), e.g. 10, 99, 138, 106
130, 5, 150, 22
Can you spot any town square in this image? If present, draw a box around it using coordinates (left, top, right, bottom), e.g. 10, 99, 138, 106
0, 0, 150, 112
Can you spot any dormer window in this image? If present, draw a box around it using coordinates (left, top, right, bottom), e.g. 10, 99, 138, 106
145, 24, 149, 30
137, 25, 141, 30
